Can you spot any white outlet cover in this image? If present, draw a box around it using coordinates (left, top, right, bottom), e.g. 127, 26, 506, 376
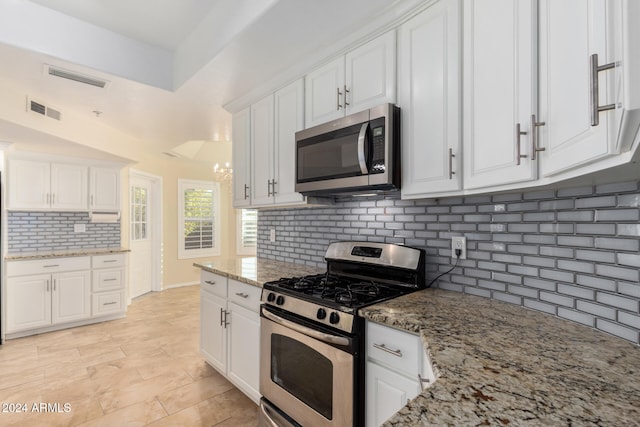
451, 236, 467, 259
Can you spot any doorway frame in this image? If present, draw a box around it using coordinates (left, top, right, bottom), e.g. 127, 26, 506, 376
128, 169, 163, 297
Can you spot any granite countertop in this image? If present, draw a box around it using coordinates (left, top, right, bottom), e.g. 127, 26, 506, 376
5, 247, 130, 261
193, 257, 325, 288
359, 288, 640, 426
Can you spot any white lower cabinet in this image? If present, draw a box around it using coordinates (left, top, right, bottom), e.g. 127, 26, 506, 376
366, 321, 435, 427
199, 271, 261, 403
6, 254, 127, 337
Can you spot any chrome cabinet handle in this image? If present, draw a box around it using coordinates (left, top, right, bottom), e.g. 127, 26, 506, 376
418, 373, 431, 391
204, 280, 216, 285
515, 123, 528, 165
104, 301, 117, 306
243, 184, 249, 200
220, 308, 225, 327
590, 53, 616, 126
267, 179, 272, 197
357, 123, 369, 174
53, 279, 56, 291
44, 264, 60, 268
343, 85, 350, 109
104, 278, 118, 282
336, 87, 342, 110
373, 343, 403, 358
52, 194, 56, 205
91, 195, 94, 206
46, 193, 51, 205
272, 179, 277, 195
103, 259, 118, 263
46, 279, 50, 292
235, 292, 249, 299
448, 148, 456, 180
530, 114, 546, 160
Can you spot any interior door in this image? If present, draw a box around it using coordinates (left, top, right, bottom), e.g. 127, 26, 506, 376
129, 176, 153, 298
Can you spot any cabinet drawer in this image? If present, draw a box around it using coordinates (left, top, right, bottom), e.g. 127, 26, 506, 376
228, 279, 261, 312
92, 253, 126, 268
92, 291, 124, 316
367, 322, 423, 377
93, 268, 125, 291
201, 271, 227, 297
6, 256, 91, 277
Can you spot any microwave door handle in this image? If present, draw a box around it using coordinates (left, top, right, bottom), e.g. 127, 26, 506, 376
357, 122, 369, 174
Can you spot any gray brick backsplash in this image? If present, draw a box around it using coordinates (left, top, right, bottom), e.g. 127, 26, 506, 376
8, 211, 120, 253
258, 180, 640, 345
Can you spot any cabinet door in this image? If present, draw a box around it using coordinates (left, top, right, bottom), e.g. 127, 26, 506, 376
200, 288, 227, 373
227, 302, 260, 403
274, 79, 305, 205
305, 56, 345, 127
90, 167, 120, 211
399, 0, 462, 198
366, 362, 421, 427
250, 94, 275, 206
346, 30, 396, 115
8, 159, 50, 209
52, 270, 91, 324
539, 0, 617, 176
51, 163, 88, 210
6, 274, 51, 332
232, 108, 252, 208
463, 0, 537, 189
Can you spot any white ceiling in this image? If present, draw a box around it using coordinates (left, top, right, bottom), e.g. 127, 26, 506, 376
0, 0, 418, 164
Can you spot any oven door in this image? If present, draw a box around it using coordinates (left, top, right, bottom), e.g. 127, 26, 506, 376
260, 306, 354, 427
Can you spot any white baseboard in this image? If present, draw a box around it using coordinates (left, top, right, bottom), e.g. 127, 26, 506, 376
164, 281, 199, 290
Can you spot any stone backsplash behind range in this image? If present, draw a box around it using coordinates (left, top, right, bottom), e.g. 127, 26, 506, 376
7, 211, 121, 253
258, 180, 640, 345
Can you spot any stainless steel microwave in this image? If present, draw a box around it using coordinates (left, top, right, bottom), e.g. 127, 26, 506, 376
295, 103, 400, 196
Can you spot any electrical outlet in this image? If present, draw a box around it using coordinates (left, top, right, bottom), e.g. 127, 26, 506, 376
451, 236, 466, 260
270, 229, 276, 243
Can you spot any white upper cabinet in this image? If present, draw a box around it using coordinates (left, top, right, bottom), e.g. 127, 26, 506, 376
538, 0, 621, 176
250, 94, 275, 207
232, 107, 252, 208
463, 0, 537, 189
233, 79, 307, 209
9, 160, 88, 210
399, 0, 462, 198
305, 31, 396, 127
89, 167, 120, 211
273, 79, 305, 205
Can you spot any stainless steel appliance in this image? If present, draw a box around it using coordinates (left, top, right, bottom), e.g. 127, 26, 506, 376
259, 242, 425, 427
295, 104, 400, 196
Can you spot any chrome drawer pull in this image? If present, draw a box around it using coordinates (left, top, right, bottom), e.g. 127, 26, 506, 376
103, 260, 118, 263
204, 280, 216, 285
373, 343, 403, 358
235, 292, 249, 299
104, 302, 118, 306
43, 264, 60, 268
418, 373, 431, 391
104, 278, 118, 282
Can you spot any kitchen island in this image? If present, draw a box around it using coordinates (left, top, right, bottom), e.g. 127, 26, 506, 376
360, 288, 640, 426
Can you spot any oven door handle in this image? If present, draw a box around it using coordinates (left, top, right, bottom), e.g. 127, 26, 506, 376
262, 307, 349, 346
260, 401, 280, 427
357, 122, 369, 175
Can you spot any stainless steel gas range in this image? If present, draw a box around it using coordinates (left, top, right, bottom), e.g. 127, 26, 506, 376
259, 241, 426, 427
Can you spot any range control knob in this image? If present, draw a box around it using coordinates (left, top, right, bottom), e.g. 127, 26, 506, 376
267, 293, 276, 303
316, 308, 327, 320
329, 312, 340, 325
276, 295, 285, 306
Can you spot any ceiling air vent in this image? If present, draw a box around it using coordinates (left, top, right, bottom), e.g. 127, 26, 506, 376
27, 97, 62, 121
46, 65, 108, 89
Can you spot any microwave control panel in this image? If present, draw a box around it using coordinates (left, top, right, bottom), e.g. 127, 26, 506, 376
371, 125, 386, 173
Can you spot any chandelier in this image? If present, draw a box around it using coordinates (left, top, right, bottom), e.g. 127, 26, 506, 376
214, 162, 233, 184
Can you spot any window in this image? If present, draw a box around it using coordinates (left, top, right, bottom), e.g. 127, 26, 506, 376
130, 186, 148, 241
178, 179, 220, 259
237, 209, 258, 256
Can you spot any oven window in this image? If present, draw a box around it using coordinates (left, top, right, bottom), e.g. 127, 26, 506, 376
271, 334, 333, 420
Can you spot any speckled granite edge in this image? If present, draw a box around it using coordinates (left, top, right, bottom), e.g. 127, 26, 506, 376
193, 257, 325, 288
360, 288, 640, 426
5, 247, 130, 261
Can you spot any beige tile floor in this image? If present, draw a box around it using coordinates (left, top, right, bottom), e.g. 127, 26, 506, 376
0, 285, 259, 426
